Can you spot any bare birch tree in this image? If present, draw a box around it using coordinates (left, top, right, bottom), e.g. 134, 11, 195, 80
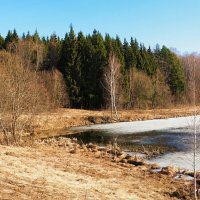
104, 54, 121, 119
191, 55, 199, 200
182, 54, 200, 199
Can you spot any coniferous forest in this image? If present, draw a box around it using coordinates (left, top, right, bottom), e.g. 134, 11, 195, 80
0, 26, 198, 110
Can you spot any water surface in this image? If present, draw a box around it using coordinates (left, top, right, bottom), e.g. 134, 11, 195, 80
68, 116, 200, 170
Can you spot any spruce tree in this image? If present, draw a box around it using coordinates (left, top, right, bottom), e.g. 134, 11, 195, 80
0, 34, 5, 49
76, 31, 87, 107
4, 29, 19, 50
44, 33, 61, 70
114, 35, 125, 65
81, 35, 95, 108
33, 30, 40, 43
104, 33, 113, 58
12, 29, 19, 42
158, 46, 186, 95
123, 39, 135, 70
130, 38, 140, 63
89, 29, 107, 108
25, 31, 32, 41
59, 25, 80, 107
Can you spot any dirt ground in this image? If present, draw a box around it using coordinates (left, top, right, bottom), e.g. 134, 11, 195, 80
0, 107, 197, 200
0, 143, 191, 200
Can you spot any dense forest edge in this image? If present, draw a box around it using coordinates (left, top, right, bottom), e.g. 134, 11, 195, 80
0, 26, 199, 112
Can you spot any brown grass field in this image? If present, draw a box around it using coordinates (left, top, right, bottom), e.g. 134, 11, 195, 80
0, 107, 198, 199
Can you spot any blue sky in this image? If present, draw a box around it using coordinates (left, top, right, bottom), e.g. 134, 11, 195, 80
1, 0, 200, 53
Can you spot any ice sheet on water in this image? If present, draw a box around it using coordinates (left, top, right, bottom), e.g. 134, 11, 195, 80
149, 151, 200, 171
70, 115, 200, 170
72, 115, 200, 134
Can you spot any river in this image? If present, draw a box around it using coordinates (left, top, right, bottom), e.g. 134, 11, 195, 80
69, 115, 200, 170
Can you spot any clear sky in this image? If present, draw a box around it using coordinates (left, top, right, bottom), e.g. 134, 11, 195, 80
1, 0, 200, 53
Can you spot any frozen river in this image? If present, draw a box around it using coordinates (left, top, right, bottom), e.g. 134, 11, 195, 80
70, 115, 200, 170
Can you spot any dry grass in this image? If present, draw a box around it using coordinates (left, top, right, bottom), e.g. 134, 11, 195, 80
34, 106, 200, 133
0, 107, 197, 199
0, 142, 191, 200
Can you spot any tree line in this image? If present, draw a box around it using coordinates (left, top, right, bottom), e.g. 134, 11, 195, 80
0, 27, 198, 110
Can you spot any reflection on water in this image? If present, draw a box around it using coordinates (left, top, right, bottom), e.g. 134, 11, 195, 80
67, 128, 199, 151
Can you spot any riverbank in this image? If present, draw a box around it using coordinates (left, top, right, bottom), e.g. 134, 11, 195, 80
0, 138, 193, 200
0, 107, 198, 199
35, 106, 200, 137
